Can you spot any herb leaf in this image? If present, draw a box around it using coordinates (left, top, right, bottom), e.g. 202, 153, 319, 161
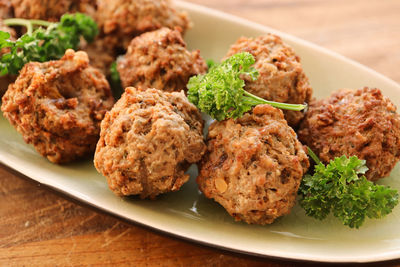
0, 13, 98, 76
187, 52, 307, 121
299, 151, 399, 228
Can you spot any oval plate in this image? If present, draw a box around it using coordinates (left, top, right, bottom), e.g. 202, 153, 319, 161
1, 1, 400, 263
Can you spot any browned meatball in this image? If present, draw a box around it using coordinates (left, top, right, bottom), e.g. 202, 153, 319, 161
197, 104, 309, 225
79, 35, 119, 77
96, 0, 191, 49
117, 27, 207, 92
1, 49, 115, 163
11, 0, 95, 21
94, 87, 206, 199
0, 19, 16, 96
0, 0, 13, 19
298, 87, 400, 181
225, 34, 312, 128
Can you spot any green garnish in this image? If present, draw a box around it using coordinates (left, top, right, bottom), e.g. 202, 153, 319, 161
187, 52, 307, 121
299, 147, 399, 229
206, 59, 216, 69
0, 13, 98, 76
110, 61, 123, 99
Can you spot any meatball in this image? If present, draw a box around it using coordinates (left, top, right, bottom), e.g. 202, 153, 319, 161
197, 104, 309, 225
225, 34, 312, 128
94, 87, 206, 199
11, 0, 95, 21
0, 19, 16, 96
1, 49, 115, 163
96, 0, 191, 49
117, 27, 207, 92
298, 87, 400, 181
0, 0, 13, 19
79, 35, 119, 77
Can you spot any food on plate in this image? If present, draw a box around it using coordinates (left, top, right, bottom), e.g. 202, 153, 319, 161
299, 148, 399, 228
96, 0, 190, 49
0, 0, 13, 19
79, 35, 118, 76
10, 0, 96, 21
298, 87, 400, 181
197, 104, 309, 224
187, 52, 307, 121
1, 49, 114, 163
0, 13, 98, 76
117, 27, 207, 92
0, 19, 15, 50
0, 19, 16, 96
224, 34, 312, 127
0, 0, 398, 230
94, 87, 206, 199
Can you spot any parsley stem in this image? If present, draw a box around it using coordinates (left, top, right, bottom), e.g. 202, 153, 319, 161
4, 18, 53, 36
30, 19, 53, 27
243, 90, 307, 111
307, 146, 321, 164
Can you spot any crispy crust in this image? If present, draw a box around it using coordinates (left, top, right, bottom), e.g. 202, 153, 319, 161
117, 27, 206, 92
96, 0, 191, 49
298, 87, 400, 181
225, 34, 312, 128
197, 104, 309, 224
11, 0, 95, 21
94, 87, 206, 199
0, 0, 13, 19
1, 49, 115, 163
79, 35, 119, 77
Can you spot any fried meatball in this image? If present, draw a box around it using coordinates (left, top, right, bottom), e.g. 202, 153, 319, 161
298, 87, 400, 181
0, 0, 13, 19
1, 49, 115, 163
79, 35, 119, 77
0, 19, 16, 96
197, 104, 309, 225
225, 34, 313, 128
11, 0, 95, 21
117, 27, 207, 92
96, 0, 191, 49
94, 87, 206, 199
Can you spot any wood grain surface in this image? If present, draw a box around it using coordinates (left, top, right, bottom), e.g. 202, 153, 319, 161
1, 0, 400, 266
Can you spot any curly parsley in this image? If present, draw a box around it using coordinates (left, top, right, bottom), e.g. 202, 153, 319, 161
0, 13, 98, 76
299, 147, 399, 228
187, 52, 307, 121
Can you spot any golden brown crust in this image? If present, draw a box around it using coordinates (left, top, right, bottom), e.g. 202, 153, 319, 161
96, 0, 191, 49
117, 27, 207, 92
11, 0, 95, 21
197, 105, 309, 225
298, 87, 400, 181
1, 49, 115, 163
0, 0, 13, 19
94, 87, 206, 199
79, 35, 119, 77
225, 34, 313, 128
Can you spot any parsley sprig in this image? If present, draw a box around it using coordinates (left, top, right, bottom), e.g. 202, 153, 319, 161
187, 52, 307, 121
0, 13, 98, 76
299, 147, 399, 228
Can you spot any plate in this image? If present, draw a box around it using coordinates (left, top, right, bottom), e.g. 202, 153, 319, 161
1, 1, 400, 263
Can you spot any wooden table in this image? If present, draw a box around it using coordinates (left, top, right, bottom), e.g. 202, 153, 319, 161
1, 0, 400, 266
